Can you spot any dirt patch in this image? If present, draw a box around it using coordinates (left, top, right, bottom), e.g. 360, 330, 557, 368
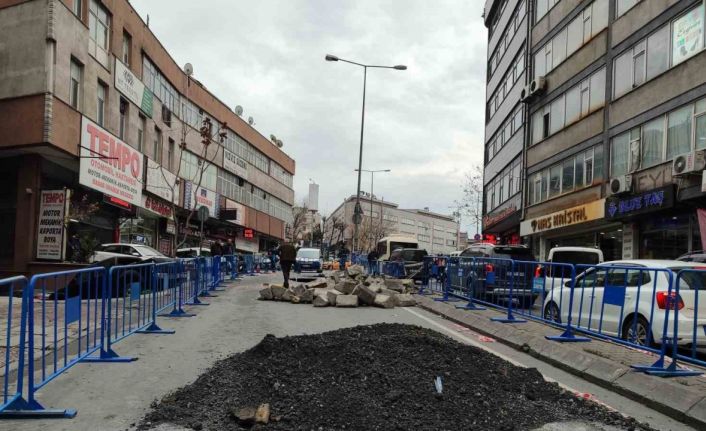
140, 324, 654, 431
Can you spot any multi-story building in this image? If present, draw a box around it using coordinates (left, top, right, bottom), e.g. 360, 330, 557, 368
481, 0, 530, 246
0, 0, 295, 276
324, 195, 460, 255
520, 0, 706, 261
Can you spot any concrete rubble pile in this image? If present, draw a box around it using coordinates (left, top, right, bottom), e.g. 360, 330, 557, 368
257, 264, 417, 309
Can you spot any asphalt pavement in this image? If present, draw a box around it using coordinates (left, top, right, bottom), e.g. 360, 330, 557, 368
0, 273, 694, 431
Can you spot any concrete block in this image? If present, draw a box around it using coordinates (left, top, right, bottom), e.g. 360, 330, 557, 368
300, 289, 314, 303
396, 294, 417, 307
290, 295, 301, 304
282, 289, 293, 302
334, 280, 357, 294
270, 285, 286, 300
384, 279, 405, 292
313, 295, 329, 307
292, 285, 307, 297
335, 295, 359, 308
346, 265, 365, 277
326, 290, 342, 306
374, 294, 395, 309
259, 287, 273, 300
354, 284, 377, 305
307, 280, 328, 289
313, 288, 329, 298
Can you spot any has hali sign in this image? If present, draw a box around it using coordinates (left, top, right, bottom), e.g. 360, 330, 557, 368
79, 116, 144, 207
114, 59, 153, 117
520, 199, 605, 236
36, 190, 70, 261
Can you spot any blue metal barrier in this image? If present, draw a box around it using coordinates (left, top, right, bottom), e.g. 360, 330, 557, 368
183, 258, 208, 306
419, 256, 445, 295
198, 257, 216, 297
244, 255, 255, 276
382, 261, 405, 278
162, 260, 195, 317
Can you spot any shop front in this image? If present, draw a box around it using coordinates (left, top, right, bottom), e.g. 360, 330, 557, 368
520, 199, 616, 260
482, 195, 521, 245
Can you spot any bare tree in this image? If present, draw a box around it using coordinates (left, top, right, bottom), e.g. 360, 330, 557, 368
356, 217, 394, 252
289, 205, 309, 243
323, 214, 347, 249
459, 164, 484, 235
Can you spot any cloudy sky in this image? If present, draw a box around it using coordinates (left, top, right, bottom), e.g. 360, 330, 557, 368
132, 0, 487, 233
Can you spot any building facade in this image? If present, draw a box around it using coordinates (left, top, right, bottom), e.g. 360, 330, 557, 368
519, 0, 706, 261
0, 0, 295, 276
481, 0, 530, 245
324, 195, 460, 255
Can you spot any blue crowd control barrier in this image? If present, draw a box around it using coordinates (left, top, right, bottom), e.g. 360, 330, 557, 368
224, 255, 239, 280
244, 255, 256, 276
382, 261, 405, 278
136, 263, 175, 335
183, 258, 208, 306
419, 256, 446, 296
198, 257, 216, 298
162, 260, 195, 317
434, 256, 462, 303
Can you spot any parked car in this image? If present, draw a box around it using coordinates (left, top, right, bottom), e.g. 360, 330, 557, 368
542, 260, 706, 348
677, 251, 706, 263
294, 248, 323, 274
176, 247, 212, 258
389, 248, 428, 281
459, 244, 537, 308
533, 247, 604, 296
90, 243, 173, 263
52, 255, 150, 299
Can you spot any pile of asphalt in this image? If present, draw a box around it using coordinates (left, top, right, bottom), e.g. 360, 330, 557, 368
140, 324, 655, 431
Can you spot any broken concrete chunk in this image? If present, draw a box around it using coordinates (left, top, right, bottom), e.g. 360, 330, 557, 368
307, 280, 328, 289
255, 403, 270, 424
259, 287, 273, 300
292, 285, 307, 297
346, 265, 365, 278
334, 280, 357, 294
396, 294, 417, 307
282, 289, 293, 302
313, 288, 329, 298
353, 284, 377, 306
313, 295, 330, 307
299, 289, 314, 303
335, 295, 359, 307
326, 290, 342, 306
270, 285, 286, 300
374, 294, 395, 309
233, 406, 257, 427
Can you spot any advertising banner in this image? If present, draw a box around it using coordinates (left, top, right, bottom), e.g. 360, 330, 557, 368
520, 199, 605, 236
145, 158, 180, 204
223, 149, 248, 179
114, 59, 153, 117
672, 4, 704, 65
183, 181, 219, 218
36, 190, 69, 260
79, 116, 144, 207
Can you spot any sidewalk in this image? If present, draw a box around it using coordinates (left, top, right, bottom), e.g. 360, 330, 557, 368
416, 294, 706, 429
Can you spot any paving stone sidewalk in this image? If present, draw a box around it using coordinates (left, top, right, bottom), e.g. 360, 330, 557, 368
416, 294, 706, 429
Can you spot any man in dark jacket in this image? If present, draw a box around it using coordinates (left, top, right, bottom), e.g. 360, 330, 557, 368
223, 239, 233, 256
367, 249, 379, 275
210, 240, 223, 256
278, 241, 297, 288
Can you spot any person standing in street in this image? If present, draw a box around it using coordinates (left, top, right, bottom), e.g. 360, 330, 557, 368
210, 240, 223, 256
223, 239, 233, 256
278, 241, 297, 288
367, 249, 379, 276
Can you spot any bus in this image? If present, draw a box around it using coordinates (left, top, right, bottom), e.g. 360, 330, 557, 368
376, 235, 419, 261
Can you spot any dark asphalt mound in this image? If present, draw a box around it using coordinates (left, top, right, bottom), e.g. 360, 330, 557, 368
140, 324, 654, 431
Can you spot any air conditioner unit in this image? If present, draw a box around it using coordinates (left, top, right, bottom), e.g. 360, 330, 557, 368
672, 150, 706, 176
529, 76, 547, 96
520, 85, 532, 103
608, 175, 632, 196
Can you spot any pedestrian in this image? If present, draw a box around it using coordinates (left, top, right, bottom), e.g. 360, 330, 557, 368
278, 241, 297, 288
338, 244, 349, 271
367, 248, 379, 275
210, 240, 223, 256
223, 239, 234, 256
68, 234, 82, 263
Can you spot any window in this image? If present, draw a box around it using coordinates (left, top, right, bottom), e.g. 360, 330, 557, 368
534, 1, 608, 80
137, 115, 145, 152
536, 0, 560, 22
562, 158, 574, 193
72, 0, 82, 18
549, 165, 561, 198
575, 152, 585, 186
646, 25, 670, 80
550, 96, 564, 135
672, 5, 704, 66
667, 105, 692, 159
527, 147, 601, 205
613, 50, 633, 98
69, 59, 82, 110
167, 138, 175, 171
119, 98, 128, 139
122, 31, 132, 66
96, 81, 106, 126
564, 86, 580, 125
611, 132, 629, 177
616, 0, 640, 18
632, 41, 646, 87
88, 0, 110, 50
182, 151, 217, 191
153, 127, 162, 164
641, 117, 664, 167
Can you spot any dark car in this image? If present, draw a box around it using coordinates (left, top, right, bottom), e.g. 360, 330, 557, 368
458, 244, 537, 308
53, 256, 159, 299
389, 248, 428, 281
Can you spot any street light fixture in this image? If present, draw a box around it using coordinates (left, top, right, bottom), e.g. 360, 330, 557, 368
325, 54, 407, 253
355, 168, 391, 250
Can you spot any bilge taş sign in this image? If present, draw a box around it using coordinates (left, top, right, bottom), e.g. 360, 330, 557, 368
79, 116, 144, 207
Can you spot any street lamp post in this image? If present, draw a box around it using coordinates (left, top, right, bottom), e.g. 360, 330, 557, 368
355, 168, 390, 250
325, 54, 406, 253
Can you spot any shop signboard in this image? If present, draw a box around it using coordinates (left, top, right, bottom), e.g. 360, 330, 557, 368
221, 199, 245, 225
183, 181, 219, 218
223, 149, 248, 179
605, 186, 675, 220
36, 189, 69, 260
622, 223, 636, 259
672, 4, 704, 65
141, 195, 173, 219
145, 159, 180, 204
79, 116, 144, 207
236, 238, 258, 253
166, 220, 176, 235
114, 59, 153, 117
520, 199, 605, 236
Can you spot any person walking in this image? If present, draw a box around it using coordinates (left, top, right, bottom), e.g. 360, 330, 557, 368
338, 244, 349, 272
223, 239, 233, 256
367, 249, 379, 276
210, 240, 223, 256
278, 241, 297, 288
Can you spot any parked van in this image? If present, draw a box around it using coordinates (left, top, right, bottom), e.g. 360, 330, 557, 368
533, 247, 604, 295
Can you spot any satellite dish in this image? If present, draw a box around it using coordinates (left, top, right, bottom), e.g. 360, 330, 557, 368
248, 116, 254, 125
234, 105, 243, 116
270, 134, 276, 141
276, 139, 283, 148
184, 63, 194, 76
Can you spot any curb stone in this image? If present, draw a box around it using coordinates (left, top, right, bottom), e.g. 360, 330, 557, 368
415, 295, 706, 430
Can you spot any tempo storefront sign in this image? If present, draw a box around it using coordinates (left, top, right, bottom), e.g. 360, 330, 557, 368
79, 116, 144, 207
36, 189, 70, 260
520, 199, 606, 236
114, 59, 153, 117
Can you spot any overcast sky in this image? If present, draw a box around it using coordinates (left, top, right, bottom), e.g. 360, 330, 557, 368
132, 0, 487, 233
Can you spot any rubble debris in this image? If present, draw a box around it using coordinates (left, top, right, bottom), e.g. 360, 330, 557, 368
335, 295, 358, 308
312, 295, 329, 307
258, 287, 272, 300
373, 294, 395, 309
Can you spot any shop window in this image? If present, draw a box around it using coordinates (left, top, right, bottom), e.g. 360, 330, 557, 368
640, 214, 690, 259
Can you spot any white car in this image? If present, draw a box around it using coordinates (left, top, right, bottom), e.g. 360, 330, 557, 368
90, 243, 172, 263
542, 260, 706, 348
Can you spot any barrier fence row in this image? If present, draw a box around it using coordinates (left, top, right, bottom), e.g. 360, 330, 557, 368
0, 254, 256, 419
383, 255, 706, 377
